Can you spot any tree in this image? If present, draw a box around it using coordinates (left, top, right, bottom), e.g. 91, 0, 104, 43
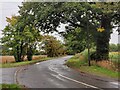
19, 2, 120, 60
90, 2, 120, 60
41, 35, 66, 57
22, 25, 42, 61
1, 16, 24, 62
1, 15, 42, 62
62, 27, 88, 55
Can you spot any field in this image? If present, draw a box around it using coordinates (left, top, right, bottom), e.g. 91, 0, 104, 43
0, 55, 47, 64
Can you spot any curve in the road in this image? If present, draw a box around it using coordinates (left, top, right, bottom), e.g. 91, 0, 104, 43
16, 56, 119, 89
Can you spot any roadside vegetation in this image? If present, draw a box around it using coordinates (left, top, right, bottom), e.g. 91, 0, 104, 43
0, 84, 21, 90
0, 56, 53, 68
66, 49, 119, 78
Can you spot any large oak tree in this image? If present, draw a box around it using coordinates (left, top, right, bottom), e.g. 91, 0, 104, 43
19, 2, 120, 60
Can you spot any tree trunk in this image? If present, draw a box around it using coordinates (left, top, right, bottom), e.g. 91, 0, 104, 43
20, 41, 24, 61
15, 46, 21, 62
27, 46, 33, 61
96, 15, 111, 60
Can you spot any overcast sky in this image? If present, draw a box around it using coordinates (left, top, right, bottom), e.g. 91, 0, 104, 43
0, 1, 119, 44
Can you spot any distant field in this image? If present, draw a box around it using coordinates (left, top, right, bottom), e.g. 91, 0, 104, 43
0, 55, 47, 64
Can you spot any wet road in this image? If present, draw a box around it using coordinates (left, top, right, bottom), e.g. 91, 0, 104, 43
17, 56, 119, 89
0, 67, 18, 84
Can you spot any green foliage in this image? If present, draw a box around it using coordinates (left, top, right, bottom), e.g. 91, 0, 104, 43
1, 2, 119, 62
0, 84, 21, 90
66, 57, 87, 68
1, 16, 24, 62
19, 2, 120, 60
80, 49, 96, 61
109, 52, 120, 64
66, 56, 119, 78
63, 27, 88, 55
109, 44, 118, 52
1, 15, 42, 62
91, 2, 120, 60
42, 35, 66, 57
79, 66, 119, 78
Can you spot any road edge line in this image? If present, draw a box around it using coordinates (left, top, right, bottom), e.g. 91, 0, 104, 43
14, 67, 24, 84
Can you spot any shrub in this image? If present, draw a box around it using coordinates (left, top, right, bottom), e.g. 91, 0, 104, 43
80, 49, 95, 61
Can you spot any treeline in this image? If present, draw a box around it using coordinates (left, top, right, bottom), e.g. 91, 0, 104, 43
1, 16, 66, 62
1, 31, 66, 62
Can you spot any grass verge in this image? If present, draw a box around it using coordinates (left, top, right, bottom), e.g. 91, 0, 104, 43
66, 57, 119, 79
0, 57, 53, 68
0, 84, 22, 90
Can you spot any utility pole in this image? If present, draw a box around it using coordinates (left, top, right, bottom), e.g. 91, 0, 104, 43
86, 10, 91, 66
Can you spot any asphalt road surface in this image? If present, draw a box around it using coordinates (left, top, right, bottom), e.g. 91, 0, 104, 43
0, 67, 18, 84
17, 56, 119, 89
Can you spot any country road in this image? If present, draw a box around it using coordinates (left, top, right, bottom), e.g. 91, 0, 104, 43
1, 67, 18, 84
16, 56, 119, 89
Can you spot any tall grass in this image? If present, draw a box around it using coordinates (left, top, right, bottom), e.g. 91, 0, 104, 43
75, 50, 119, 71
66, 50, 119, 78
109, 52, 120, 63
67, 49, 95, 67
79, 49, 95, 62
79, 49, 119, 64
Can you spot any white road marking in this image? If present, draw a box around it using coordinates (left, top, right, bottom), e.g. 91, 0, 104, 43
58, 74, 101, 89
14, 68, 23, 84
48, 76, 67, 88
36, 63, 40, 65
48, 66, 102, 89
110, 82, 120, 85
50, 74, 66, 82
48, 66, 56, 72
14, 69, 19, 83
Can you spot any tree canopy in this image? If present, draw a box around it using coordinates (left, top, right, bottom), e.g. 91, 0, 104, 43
1, 15, 42, 62
41, 35, 66, 57
18, 2, 120, 60
1, 2, 119, 62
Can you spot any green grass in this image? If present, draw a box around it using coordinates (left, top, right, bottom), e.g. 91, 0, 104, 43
66, 57, 88, 68
80, 49, 96, 61
66, 56, 119, 79
0, 84, 21, 90
0, 57, 53, 68
79, 66, 119, 78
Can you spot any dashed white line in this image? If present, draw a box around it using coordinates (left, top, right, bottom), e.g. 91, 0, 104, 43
50, 74, 66, 82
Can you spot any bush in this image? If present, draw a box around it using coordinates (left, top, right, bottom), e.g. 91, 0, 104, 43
109, 52, 120, 63
66, 57, 87, 68
109, 44, 118, 52
80, 49, 95, 61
